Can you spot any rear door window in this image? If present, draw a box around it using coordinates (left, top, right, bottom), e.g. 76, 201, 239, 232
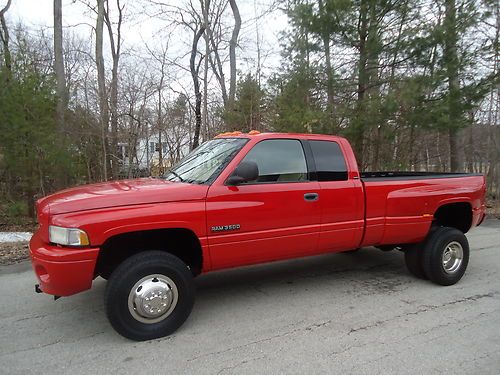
309, 140, 348, 181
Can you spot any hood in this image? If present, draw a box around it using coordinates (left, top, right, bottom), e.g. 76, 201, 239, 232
37, 178, 209, 215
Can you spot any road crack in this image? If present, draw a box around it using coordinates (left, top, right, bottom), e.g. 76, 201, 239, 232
348, 292, 498, 335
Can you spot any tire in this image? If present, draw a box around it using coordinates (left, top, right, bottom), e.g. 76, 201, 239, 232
99, 269, 112, 280
342, 248, 360, 254
376, 245, 395, 252
104, 251, 195, 341
421, 227, 470, 286
404, 244, 428, 279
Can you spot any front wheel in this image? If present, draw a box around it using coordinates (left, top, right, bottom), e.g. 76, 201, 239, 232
421, 227, 470, 286
104, 251, 195, 341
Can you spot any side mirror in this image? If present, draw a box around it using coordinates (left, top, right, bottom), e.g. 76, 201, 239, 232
226, 161, 259, 186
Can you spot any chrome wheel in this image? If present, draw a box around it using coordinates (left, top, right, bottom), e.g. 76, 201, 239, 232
127, 274, 179, 324
442, 241, 463, 274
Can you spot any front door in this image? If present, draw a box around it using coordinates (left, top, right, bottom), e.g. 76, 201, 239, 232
206, 139, 321, 270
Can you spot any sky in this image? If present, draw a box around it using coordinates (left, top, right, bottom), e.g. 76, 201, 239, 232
6, 0, 289, 80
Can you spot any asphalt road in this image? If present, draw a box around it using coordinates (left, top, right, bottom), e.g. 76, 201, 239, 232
1, 220, 499, 375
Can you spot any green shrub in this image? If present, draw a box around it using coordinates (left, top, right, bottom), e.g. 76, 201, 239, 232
5, 200, 28, 220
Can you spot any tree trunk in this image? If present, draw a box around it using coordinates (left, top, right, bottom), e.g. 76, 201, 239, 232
444, 0, 461, 172
104, 0, 123, 179
207, 34, 228, 106
96, 0, 109, 180
190, 26, 206, 150
202, 0, 210, 140
382, 1, 408, 170
353, 0, 369, 167
448, 127, 459, 171
365, 1, 380, 170
254, 0, 261, 87
0, 0, 12, 72
157, 66, 165, 175
53, 0, 66, 132
228, 0, 241, 109
318, 0, 334, 125
486, 1, 499, 198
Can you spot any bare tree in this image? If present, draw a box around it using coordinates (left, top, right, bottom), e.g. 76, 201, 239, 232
201, 0, 210, 138
190, 25, 206, 149
96, 0, 109, 180
104, 0, 124, 178
53, 0, 67, 131
228, 0, 240, 109
145, 40, 170, 175
205, 0, 229, 106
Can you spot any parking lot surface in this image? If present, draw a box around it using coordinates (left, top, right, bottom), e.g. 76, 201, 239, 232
1, 220, 499, 374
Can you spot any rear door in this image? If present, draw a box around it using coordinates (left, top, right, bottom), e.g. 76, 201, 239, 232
206, 138, 321, 270
308, 140, 364, 252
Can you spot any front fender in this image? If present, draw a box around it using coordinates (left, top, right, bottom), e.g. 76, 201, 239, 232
49, 201, 207, 246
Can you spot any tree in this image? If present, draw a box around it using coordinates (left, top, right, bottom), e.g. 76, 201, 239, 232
225, 73, 265, 131
201, 0, 210, 138
190, 24, 205, 149
53, 0, 67, 132
165, 94, 190, 162
95, 0, 109, 180
443, 0, 462, 171
269, 66, 326, 134
415, 0, 491, 172
0, 0, 12, 72
482, 0, 500, 199
0, 27, 84, 217
274, 0, 497, 174
1, 0, 499, 220
228, 0, 241, 110
145, 40, 170, 174
317, 0, 334, 120
104, 0, 124, 178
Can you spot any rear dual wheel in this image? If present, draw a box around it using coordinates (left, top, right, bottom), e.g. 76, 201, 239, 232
404, 227, 469, 286
404, 244, 428, 280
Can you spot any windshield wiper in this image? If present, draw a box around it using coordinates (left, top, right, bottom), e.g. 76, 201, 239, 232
167, 169, 184, 182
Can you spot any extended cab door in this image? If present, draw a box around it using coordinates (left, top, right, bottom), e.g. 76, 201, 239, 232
206, 138, 321, 270
307, 139, 364, 252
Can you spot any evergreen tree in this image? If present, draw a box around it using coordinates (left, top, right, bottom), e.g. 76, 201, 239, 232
225, 74, 266, 132
0, 29, 83, 217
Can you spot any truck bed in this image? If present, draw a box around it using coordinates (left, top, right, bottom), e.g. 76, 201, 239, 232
361, 171, 483, 180
359, 172, 486, 247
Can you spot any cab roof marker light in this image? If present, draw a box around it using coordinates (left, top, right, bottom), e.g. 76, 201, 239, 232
215, 130, 260, 138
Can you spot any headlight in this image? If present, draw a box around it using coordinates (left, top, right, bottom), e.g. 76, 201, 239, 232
49, 225, 90, 246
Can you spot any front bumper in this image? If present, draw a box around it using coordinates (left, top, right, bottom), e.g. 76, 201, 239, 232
29, 231, 100, 296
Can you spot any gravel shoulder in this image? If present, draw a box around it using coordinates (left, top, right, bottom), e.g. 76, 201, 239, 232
0, 241, 30, 266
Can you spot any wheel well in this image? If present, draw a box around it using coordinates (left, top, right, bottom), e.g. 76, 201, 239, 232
433, 202, 472, 233
95, 228, 203, 278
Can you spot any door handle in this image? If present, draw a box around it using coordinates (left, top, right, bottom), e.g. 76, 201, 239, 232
304, 193, 319, 201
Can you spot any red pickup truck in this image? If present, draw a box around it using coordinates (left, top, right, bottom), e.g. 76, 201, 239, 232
30, 132, 486, 340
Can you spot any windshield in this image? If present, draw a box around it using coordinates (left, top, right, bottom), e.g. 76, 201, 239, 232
163, 138, 248, 184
